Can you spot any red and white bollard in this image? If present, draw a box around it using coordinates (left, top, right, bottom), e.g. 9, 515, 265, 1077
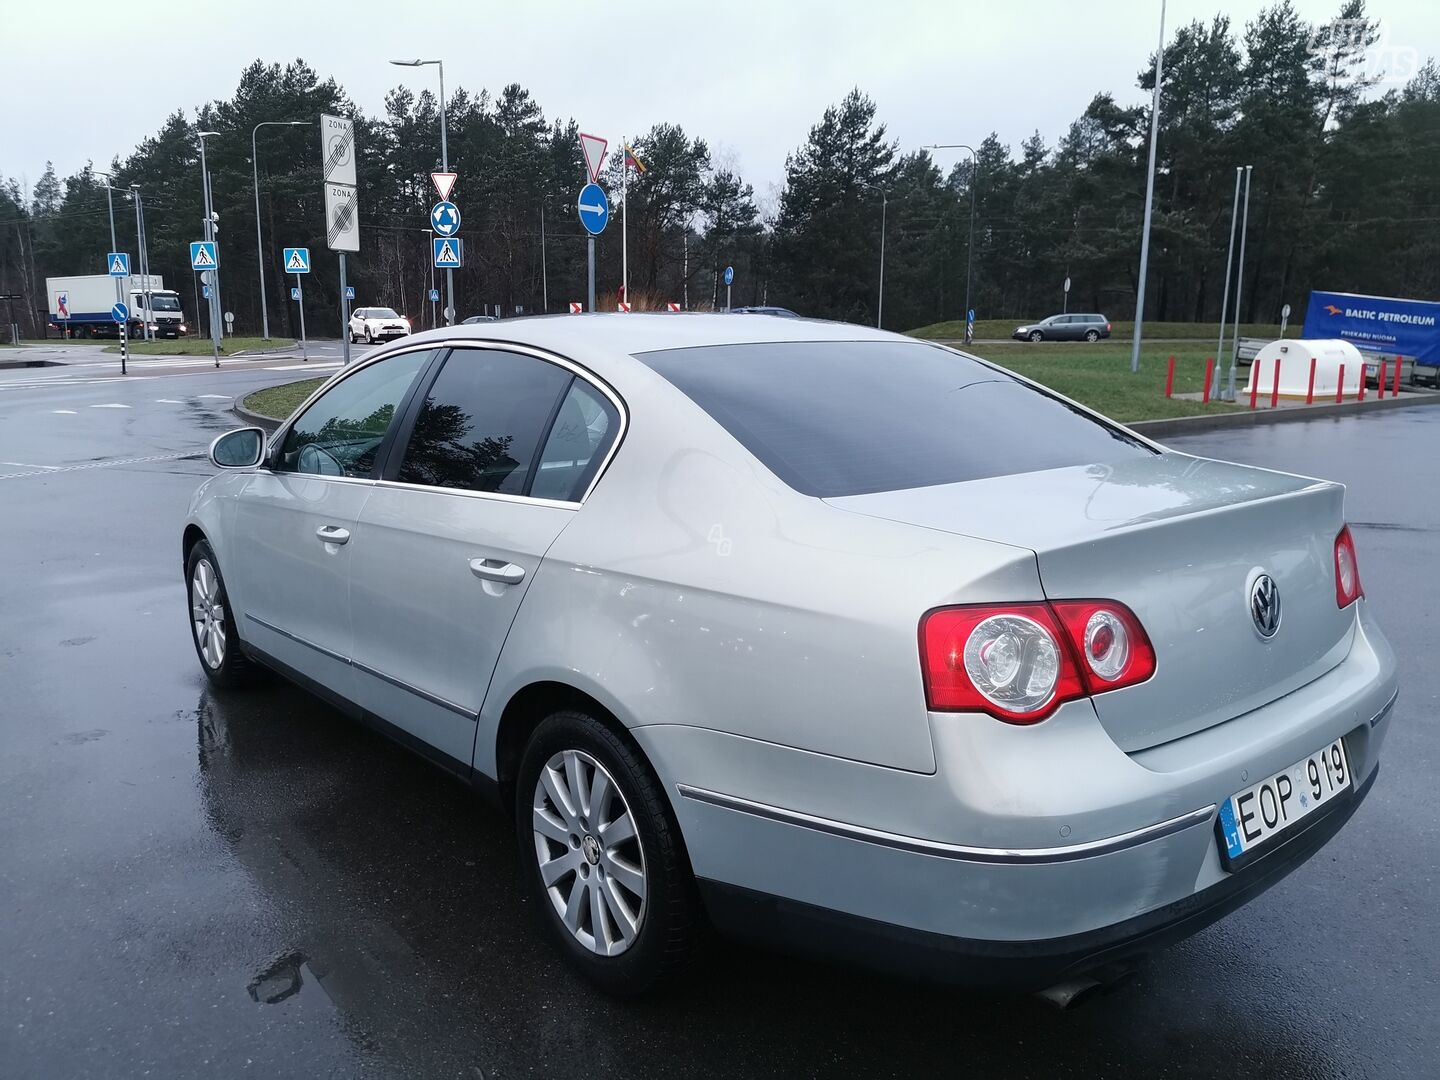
1393, 357, 1402, 396
1306, 357, 1317, 404
1336, 363, 1346, 403
1201, 357, 1214, 403
1270, 361, 1281, 409
1165, 355, 1176, 398
1378, 359, 1387, 399
1249, 363, 1259, 409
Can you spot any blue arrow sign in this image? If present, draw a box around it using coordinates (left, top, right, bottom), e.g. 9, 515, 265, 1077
111, 302, 129, 323
433, 237, 463, 269
431, 201, 461, 237
107, 252, 130, 277
429, 288, 440, 303
290, 286, 301, 301
190, 241, 217, 270
345, 286, 355, 301
202, 285, 212, 299
724, 265, 734, 286
577, 183, 609, 235
282, 247, 311, 274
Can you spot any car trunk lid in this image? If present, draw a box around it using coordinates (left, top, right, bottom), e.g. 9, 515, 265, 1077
828, 453, 1353, 752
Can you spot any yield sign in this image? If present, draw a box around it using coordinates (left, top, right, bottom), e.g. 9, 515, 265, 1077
431, 171, 457, 201
579, 132, 608, 184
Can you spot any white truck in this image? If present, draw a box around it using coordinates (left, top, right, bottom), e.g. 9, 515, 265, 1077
46, 274, 188, 338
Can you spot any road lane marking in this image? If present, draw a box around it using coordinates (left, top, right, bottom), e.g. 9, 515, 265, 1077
266, 363, 341, 372
0, 451, 202, 482
197, 394, 230, 399
52, 409, 77, 414
90, 403, 132, 408
155, 398, 183, 403
0, 461, 59, 469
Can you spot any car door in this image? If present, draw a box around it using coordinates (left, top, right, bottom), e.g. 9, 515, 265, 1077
346, 346, 623, 766
229, 348, 436, 701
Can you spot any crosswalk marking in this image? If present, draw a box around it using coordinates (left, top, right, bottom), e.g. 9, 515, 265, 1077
267, 363, 341, 372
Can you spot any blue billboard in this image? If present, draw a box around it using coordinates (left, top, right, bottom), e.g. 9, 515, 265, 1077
1302, 291, 1440, 366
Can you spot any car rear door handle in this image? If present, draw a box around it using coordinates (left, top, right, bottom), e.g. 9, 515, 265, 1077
469, 558, 525, 585
316, 525, 351, 545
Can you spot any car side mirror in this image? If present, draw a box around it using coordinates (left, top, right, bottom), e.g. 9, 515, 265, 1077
209, 427, 265, 469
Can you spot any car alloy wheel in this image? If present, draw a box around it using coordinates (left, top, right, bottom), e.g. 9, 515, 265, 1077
1029, 330, 1043, 342
364, 327, 373, 344
532, 748, 648, 956
1086, 329, 1100, 342
190, 558, 227, 670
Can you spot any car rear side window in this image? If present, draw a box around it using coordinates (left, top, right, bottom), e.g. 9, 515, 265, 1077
637, 340, 1153, 498
396, 348, 573, 495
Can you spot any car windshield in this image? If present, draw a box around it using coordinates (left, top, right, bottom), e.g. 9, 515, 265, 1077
371, 308, 402, 320
147, 295, 182, 312
637, 340, 1153, 498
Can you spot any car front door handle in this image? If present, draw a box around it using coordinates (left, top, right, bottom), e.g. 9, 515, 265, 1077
469, 558, 525, 585
316, 525, 351, 545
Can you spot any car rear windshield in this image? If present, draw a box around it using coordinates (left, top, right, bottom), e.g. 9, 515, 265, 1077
636, 340, 1154, 498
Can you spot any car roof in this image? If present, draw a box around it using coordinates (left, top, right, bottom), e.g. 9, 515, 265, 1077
390, 313, 900, 385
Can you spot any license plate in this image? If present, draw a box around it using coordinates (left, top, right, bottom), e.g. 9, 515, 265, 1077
1217, 739, 1351, 864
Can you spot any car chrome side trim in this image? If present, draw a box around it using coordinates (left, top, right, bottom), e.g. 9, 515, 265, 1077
1370, 688, 1398, 727
244, 613, 350, 664
243, 613, 473, 719
674, 784, 1217, 865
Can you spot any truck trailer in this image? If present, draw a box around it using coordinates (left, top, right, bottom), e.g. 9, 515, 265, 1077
46, 274, 188, 339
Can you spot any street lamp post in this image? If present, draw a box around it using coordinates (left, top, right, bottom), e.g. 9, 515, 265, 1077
861, 183, 887, 329
421, 228, 437, 328
391, 59, 453, 325
1130, 0, 1168, 375
197, 130, 221, 366
927, 144, 979, 342
253, 120, 312, 341
94, 171, 122, 342
129, 185, 153, 340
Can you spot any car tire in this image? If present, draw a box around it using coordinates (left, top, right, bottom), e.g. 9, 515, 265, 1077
515, 709, 703, 995
1085, 329, 1100, 342
185, 540, 256, 689
364, 327, 373, 345
1029, 330, 1044, 343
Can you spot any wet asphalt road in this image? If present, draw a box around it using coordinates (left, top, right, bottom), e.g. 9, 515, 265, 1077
1, 356, 1437, 1079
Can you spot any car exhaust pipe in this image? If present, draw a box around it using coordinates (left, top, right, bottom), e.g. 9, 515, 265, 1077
1034, 963, 1137, 1010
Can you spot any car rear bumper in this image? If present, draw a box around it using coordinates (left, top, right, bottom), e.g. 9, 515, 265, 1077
636, 602, 1396, 983
694, 763, 1378, 990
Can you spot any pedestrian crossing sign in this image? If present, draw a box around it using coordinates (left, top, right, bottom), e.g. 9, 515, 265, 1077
190, 241, 218, 270
107, 252, 130, 277
283, 247, 311, 273
433, 238, 462, 268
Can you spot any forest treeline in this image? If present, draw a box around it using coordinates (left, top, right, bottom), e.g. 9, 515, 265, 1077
1, 0, 1435, 337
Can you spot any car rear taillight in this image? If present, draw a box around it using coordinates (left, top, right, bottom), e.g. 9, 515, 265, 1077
1334, 525, 1363, 607
920, 600, 1155, 724
1105, 323, 1112, 331
1050, 601, 1155, 691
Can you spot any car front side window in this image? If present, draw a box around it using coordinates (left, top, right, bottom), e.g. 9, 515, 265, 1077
276, 350, 433, 478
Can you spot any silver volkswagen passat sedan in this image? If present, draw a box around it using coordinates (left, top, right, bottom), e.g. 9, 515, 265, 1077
184, 315, 1397, 995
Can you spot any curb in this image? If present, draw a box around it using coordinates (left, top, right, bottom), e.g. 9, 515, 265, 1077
232, 396, 282, 433
1128, 391, 1440, 438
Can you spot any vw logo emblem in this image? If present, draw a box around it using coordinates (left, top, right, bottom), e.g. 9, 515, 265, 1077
1249, 573, 1282, 639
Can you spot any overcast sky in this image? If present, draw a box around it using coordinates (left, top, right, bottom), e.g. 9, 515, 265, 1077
4, 0, 1436, 209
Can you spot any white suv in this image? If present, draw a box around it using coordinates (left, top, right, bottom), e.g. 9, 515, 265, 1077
349, 307, 411, 344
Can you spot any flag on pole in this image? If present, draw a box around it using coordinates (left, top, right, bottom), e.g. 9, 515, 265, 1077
623, 143, 647, 173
